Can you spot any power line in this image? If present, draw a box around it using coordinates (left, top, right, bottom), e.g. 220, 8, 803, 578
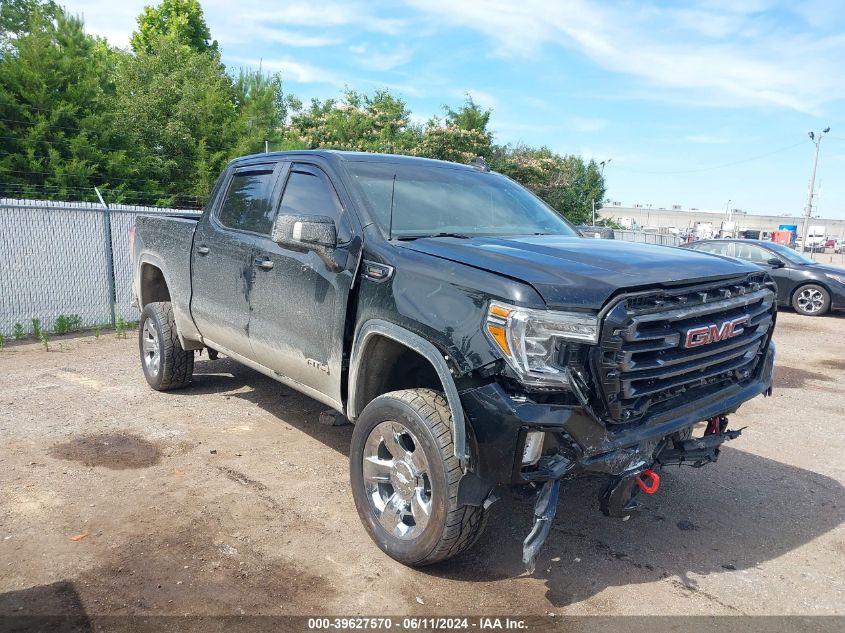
610, 141, 806, 175
0, 181, 208, 202
0, 117, 109, 134
0, 164, 164, 186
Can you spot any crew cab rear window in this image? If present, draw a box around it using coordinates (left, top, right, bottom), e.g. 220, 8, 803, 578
218, 169, 275, 234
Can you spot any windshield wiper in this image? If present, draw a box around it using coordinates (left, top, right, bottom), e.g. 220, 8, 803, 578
395, 232, 471, 241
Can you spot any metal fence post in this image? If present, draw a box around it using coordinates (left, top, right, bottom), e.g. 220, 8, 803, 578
95, 188, 117, 328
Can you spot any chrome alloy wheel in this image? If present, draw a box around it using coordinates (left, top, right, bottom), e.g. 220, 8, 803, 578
142, 319, 161, 376
362, 420, 432, 540
797, 287, 826, 313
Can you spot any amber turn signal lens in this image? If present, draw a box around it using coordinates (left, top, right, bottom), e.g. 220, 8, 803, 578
486, 323, 510, 355
489, 304, 511, 318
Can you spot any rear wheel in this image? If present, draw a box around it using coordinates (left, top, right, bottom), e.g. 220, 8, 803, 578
350, 389, 487, 566
792, 284, 830, 316
138, 301, 194, 390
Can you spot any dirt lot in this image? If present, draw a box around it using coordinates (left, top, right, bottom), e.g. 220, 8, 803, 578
1, 310, 843, 619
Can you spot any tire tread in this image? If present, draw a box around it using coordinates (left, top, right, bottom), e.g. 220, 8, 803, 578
379, 388, 488, 565
140, 301, 194, 391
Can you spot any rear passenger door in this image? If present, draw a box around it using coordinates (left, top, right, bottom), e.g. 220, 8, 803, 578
190, 162, 283, 358
247, 162, 359, 407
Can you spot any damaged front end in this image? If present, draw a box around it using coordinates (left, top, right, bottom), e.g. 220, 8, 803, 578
517, 417, 745, 572
460, 275, 777, 571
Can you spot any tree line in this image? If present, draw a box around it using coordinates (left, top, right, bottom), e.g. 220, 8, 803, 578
0, 0, 606, 224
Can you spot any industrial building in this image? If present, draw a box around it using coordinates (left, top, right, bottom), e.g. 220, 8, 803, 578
603, 203, 845, 240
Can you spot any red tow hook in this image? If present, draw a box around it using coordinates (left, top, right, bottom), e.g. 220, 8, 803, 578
636, 468, 660, 494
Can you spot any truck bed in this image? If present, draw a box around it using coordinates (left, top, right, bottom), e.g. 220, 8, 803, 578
131, 213, 202, 345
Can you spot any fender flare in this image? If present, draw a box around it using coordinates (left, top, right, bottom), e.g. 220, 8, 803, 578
347, 319, 468, 465
136, 252, 202, 349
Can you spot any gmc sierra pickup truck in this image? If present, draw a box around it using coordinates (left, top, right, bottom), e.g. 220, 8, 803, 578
130, 151, 776, 570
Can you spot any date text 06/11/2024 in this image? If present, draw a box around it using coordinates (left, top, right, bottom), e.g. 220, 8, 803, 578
306, 617, 528, 630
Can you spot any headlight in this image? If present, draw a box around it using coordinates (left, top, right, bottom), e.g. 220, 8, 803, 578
826, 272, 845, 285
485, 301, 599, 387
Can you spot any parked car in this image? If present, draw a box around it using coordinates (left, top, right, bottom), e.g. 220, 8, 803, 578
576, 224, 614, 239
130, 151, 777, 569
681, 239, 845, 316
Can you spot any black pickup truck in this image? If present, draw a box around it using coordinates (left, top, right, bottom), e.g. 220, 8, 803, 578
130, 150, 776, 570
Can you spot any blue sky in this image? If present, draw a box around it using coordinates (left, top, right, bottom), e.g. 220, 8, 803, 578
63, 0, 845, 219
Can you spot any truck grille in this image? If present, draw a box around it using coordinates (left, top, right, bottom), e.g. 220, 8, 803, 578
593, 273, 776, 424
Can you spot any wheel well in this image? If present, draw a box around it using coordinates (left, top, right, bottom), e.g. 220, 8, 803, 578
140, 264, 171, 307
352, 335, 443, 416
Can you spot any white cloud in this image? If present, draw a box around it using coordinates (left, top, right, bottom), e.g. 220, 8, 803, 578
446, 89, 498, 111
63, 0, 147, 48
401, 0, 845, 113
348, 44, 414, 71
570, 116, 608, 132
230, 57, 344, 87
61, 0, 404, 50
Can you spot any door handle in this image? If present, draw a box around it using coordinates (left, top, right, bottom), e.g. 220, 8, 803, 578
196, 245, 210, 255
254, 258, 274, 270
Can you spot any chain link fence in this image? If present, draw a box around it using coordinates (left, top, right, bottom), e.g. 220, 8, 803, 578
613, 229, 684, 247
0, 198, 199, 338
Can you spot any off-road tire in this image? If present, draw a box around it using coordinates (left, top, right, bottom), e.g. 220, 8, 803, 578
350, 388, 488, 566
791, 283, 830, 316
139, 301, 194, 391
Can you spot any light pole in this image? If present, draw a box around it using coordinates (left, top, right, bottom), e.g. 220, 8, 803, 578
801, 127, 830, 255
592, 159, 612, 225
724, 199, 731, 221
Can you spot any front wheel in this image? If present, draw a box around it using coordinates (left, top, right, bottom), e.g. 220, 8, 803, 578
349, 389, 487, 566
792, 284, 830, 316
138, 301, 194, 390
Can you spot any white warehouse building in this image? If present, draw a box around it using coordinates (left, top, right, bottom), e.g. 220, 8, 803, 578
603, 204, 845, 239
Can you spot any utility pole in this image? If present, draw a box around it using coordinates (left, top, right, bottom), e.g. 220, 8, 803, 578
593, 159, 612, 226
265, 139, 269, 153
801, 127, 830, 255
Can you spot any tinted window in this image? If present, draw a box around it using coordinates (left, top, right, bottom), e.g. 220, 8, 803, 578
766, 242, 815, 265
280, 170, 342, 219
218, 169, 275, 234
733, 243, 771, 263
694, 242, 733, 256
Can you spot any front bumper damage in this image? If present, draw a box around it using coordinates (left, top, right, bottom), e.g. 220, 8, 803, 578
460, 343, 775, 572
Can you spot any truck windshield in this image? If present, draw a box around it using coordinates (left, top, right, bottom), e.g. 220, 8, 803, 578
343, 161, 578, 239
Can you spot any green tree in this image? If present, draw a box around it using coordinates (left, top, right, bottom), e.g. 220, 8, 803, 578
416, 96, 493, 163
115, 33, 238, 205
0, 0, 59, 50
130, 0, 216, 54
286, 88, 419, 153
490, 145, 605, 224
0, 5, 142, 202
232, 68, 287, 156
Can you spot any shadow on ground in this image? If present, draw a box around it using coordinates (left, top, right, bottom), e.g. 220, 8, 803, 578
181, 357, 353, 455
161, 357, 844, 609
427, 448, 844, 608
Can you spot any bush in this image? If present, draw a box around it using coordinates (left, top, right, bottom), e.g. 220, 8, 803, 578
54, 314, 82, 335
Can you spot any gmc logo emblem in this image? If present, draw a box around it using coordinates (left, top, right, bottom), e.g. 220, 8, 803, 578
684, 315, 749, 348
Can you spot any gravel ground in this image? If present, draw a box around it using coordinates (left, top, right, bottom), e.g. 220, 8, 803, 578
0, 310, 843, 620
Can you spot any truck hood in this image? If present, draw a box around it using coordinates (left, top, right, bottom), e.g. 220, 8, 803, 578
400, 235, 757, 310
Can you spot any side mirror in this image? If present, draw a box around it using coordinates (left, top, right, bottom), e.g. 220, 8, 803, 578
272, 214, 337, 250
767, 257, 785, 268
